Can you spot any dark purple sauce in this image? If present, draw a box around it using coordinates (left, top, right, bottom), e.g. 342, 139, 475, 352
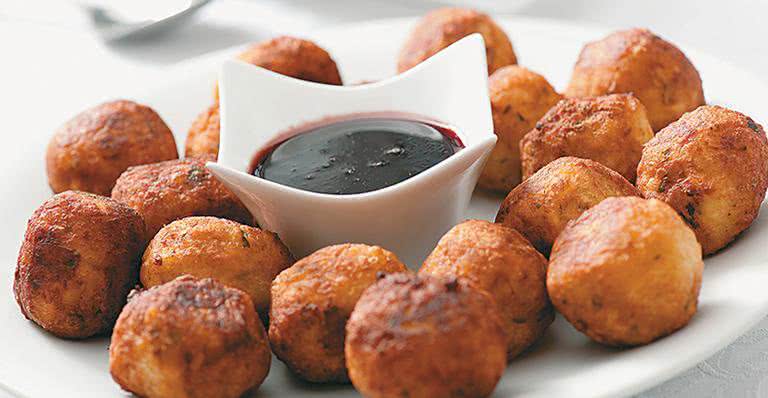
252, 117, 463, 195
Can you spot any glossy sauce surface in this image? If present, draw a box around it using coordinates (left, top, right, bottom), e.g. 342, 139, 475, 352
253, 118, 462, 194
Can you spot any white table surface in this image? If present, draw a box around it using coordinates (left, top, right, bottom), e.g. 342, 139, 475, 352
2, 1, 768, 397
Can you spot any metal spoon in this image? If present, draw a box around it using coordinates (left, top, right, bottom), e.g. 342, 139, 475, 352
83, 0, 214, 42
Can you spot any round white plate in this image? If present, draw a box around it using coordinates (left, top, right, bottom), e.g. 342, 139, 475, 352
1, 16, 767, 398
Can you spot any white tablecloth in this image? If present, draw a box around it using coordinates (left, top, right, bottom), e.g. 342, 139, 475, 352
2, 1, 767, 396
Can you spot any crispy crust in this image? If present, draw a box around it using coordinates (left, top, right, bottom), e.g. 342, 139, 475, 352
109, 276, 271, 398
185, 103, 220, 159
397, 7, 517, 74
565, 28, 704, 131
421, 220, 552, 360
345, 273, 507, 398
547, 197, 703, 346
480, 65, 563, 192
111, 158, 252, 240
141, 216, 293, 320
238, 36, 342, 85
496, 157, 640, 256
268, 244, 407, 382
520, 93, 653, 182
46, 100, 178, 196
636, 105, 768, 255
14, 191, 145, 338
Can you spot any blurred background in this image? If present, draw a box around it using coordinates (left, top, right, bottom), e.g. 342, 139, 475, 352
2, 1, 767, 397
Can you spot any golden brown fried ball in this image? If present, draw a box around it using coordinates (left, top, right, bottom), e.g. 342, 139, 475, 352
521, 94, 653, 183
109, 276, 271, 398
480, 65, 562, 192
547, 197, 703, 346
14, 191, 144, 338
185, 103, 220, 159
111, 158, 252, 239
346, 273, 507, 398
421, 220, 552, 360
637, 105, 768, 255
269, 244, 408, 383
398, 7, 517, 75
46, 100, 178, 196
496, 157, 640, 255
566, 28, 705, 131
141, 216, 293, 320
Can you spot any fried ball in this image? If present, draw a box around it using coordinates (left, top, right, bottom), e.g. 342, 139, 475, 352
566, 28, 704, 131
421, 220, 552, 359
548, 197, 703, 346
398, 7, 517, 75
346, 273, 507, 398
14, 191, 144, 338
479, 65, 562, 192
109, 276, 271, 398
46, 100, 178, 196
269, 244, 408, 382
636, 105, 768, 255
141, 216, 293, 320
520, 94, 653, 183
111, 158, 252, 239
185, 103, 220, 159
496, 157, 640, 255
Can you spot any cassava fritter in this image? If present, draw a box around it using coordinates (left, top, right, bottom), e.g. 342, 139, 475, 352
185, 103, 221, 159
636, 105, 768, 255
480, 65, 562, 192
496, 157, 640, 256
111, 158, 252, 239
14, 191, 144, 338
547, 197, 703, 346
46, 100, 178, 195
345, 273, 507, 398
141, 216, 293, 320
269, 244, 408, 383
565, 28, 704, 131
421, 220, 552, 360
109, 276, 271, 398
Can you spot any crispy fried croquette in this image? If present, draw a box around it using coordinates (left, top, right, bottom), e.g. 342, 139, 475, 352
141, 216, 293, 320
111, 158, 252, 239
184, 103, 221, 159
14, 191, 145, 338
269, 244, 407, 383
421, 220, 552, 360
520, 93, 653, 182
565, 28, 704, 131
398, 7, 517, 74
109, 276, 271, 398
345, 273, 507, 398
547, 197, 703, 346
636, 105, 768, 255
46, 100, 178, 195
496, 157, 640, 256
480, 65, 562, 192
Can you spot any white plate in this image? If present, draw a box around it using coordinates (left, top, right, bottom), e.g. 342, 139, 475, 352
2, 16, 768, 398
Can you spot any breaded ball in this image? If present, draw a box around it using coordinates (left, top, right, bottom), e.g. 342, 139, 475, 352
398, 7, 517, 74
185, 103, 220, 159
14, 191, 144, 338
111, 158, 252, 239
547, 197, 703, 346
479, 65, 563, 192
637, 105, 768, 255
421, 220, 552, 359
269, 244, 408, 382
141, 216, 293, 320
521, 94, 654, 182
346, 273, 507, 398
496, 157, 640, 255
566, 28, 704, 131
46, 100, 178, 195
109, 276, 271, 398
